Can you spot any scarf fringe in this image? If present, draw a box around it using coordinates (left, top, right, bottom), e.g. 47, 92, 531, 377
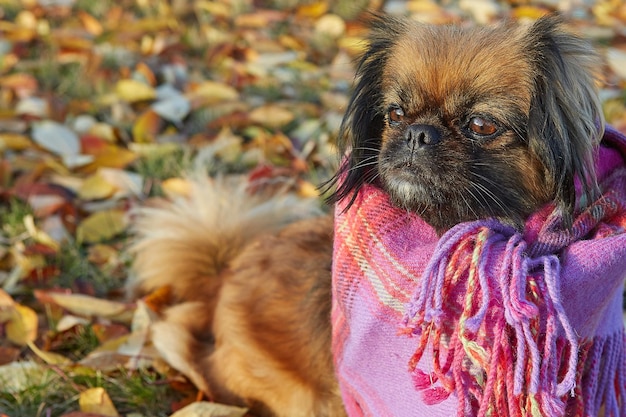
402, 164, 626, 416
403, 227, 625, 416
578, 331, 626, 417
403, 221, 575, 416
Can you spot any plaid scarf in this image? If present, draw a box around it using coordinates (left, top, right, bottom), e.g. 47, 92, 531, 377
332, 126, 626, 417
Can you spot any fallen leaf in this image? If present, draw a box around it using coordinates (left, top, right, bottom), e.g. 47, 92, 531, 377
78, 173, 117, 200
0, 73, 38, 97
79, 387, 119, 417
297, 2, 328, 18
6, 304, 38, 346
78, 11, 103, 36
249, 104, 295, 129
315, 14, 346, 39
161, 177, 192, 198
37, 291, 133, 321
89, 145, 138, 169
152, 94, 191, 124
56, 314, 91, 332
0, 361, 58, 393
24, 214, 61, 251
0, 133, 32, 150
98, 168, 143, 197
15, 97, 49, 117
132, 110, 163, 143
169, 401, 248, 417
607, 48, 626, 80
27, 341, 72, 365
32, 120, 80, 156
188, 81, 239, 105
0, 346, 20, 366
115, 79, 157, 103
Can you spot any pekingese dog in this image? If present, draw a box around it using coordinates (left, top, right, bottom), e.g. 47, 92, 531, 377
130, 14, 603, 417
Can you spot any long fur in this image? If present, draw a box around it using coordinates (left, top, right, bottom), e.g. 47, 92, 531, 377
130, 176, 343, 417
327, 14, 602, 231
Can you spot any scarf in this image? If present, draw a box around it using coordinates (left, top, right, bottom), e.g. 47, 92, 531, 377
331, 126, 626, 417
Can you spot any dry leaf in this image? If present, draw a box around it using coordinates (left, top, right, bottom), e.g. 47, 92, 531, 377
0, 361, 57, 394
0, 133, 32, 150
249, 105, 295, 129
152, 95, 191, 124
56, 314, 91, 332
79, 387, 119, 417
6, 304, 38, 346
89, 146, 138, 169
27, 341, 72, 365
607, 48, 626, 80
78, 174, 117, 200
78, 11, 103, 36
132, 110, 163, 143
31, 120, 80, 156
161, 177, 192, 198
38, 292, 133, 321
115, 79, 157, 103
169, 401, 248, 417
76, 210, 128, 243
188, 81, 239, 105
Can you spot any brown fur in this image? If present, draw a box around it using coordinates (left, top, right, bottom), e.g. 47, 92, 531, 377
131, 14, 603, 417
130, 177, 343, 417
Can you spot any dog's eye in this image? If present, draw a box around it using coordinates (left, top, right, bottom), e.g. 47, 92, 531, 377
388, 107, 405, 124
468, 116, 498, 136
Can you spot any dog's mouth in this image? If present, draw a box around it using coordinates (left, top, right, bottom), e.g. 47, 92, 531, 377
378, 151, 452, 210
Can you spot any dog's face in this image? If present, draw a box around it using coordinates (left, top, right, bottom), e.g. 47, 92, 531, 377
331, 15, 603, 232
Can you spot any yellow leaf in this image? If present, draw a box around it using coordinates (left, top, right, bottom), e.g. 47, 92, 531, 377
78, 174, 117, 200
132, 110, 163, 144
76, 209, 128, 244
315, 14, 346, 39
189, 81, 238, 105
24, 215, 60, 251
27, 341, 72, 365
88, 123, 118, 142
79, 387, 119, 417
0, 133, 31, 150
170, 401, 248, 417
115, 79, 156, 103
297, 2, 328, 18
512, 6, 549, 20
249, 105, 295, 129
45, 292, 133, 321
337, 36, 367, 56
90, 146, 138, 169
78, 11, 103, 36
298, 180, 319, 198
161, 177, 192, 198
6, 304, 38, 346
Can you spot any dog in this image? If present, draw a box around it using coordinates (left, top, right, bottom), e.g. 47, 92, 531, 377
130, 14, 603, 417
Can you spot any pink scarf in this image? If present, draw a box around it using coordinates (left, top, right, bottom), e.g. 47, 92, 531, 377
332, 126, 626, 417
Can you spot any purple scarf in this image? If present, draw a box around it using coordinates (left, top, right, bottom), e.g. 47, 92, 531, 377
332, 127, 626, 416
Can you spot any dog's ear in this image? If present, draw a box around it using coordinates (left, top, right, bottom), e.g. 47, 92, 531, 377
326, 14, 408, 206
524, 15, 604, 222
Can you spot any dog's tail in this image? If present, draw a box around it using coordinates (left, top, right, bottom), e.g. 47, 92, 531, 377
130, 174, 321, 304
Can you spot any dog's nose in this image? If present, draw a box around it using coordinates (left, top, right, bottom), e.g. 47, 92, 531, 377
405, 124, 441, 148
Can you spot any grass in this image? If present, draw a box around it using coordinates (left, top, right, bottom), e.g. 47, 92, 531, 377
0, 198, 33, 241
0, 365, 184, 417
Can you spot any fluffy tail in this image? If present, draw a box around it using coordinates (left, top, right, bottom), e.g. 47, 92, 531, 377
129, 174, 322, 303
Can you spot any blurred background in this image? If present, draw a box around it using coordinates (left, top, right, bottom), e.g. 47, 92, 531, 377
0, 1, 625, 416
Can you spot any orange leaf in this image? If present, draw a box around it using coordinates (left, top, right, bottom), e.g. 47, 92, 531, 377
89, 146, 138, 169
132, 110, 163, 143
78, 11, 103, 36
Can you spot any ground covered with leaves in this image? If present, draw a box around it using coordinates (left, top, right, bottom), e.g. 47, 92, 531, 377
0, 0, 625, 416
